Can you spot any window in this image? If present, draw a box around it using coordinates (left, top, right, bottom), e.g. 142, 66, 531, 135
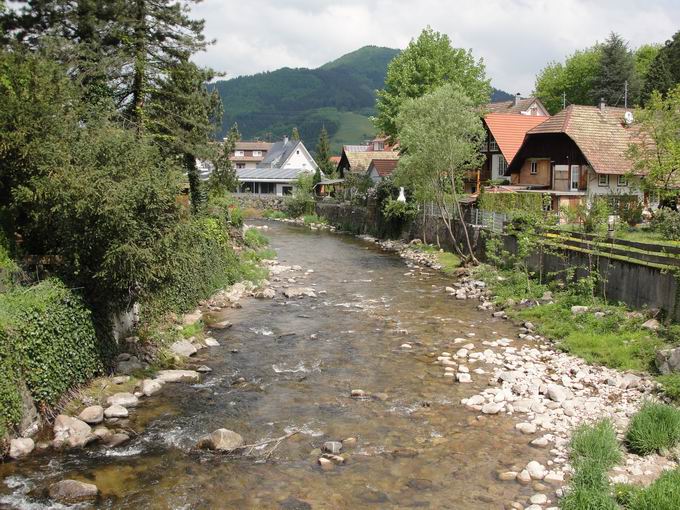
259, 182, 275, 194
570, 165, 580, 191
489, 137, 498, 152
252, 150, 262, 157
530, 161, 538, 175
498, 156, 508, 175
598, 174, 609, 186
373, 141, 384, 151
282, 186, 293, 196
481, 140, 488, 151
234, 150, 244, 157
617, 175, 628, 187
236, 163, 245, 169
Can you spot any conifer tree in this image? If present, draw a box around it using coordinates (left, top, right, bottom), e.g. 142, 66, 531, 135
642, 31, 680, 103
210, 123, 240, 195
315, 126, 335, 178
592, 32, 639, 106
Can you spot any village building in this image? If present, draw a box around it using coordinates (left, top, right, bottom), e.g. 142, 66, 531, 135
485, 94, 550, 117
367, 159, 399, 183
230, 140, 273, 170
336, 136, 399, 177
505, 102, 646, 210
237, 137, 319, 196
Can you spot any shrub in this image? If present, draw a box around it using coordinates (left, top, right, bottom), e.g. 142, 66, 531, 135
382, 198, 416, 222
625, 401, 680, 455
302, 214, 326, 225
570, 419, 622, 470
286, 174, 316, 217
262, 210, 288, 220
651, 209, 680, 240
617, 199, 644, 227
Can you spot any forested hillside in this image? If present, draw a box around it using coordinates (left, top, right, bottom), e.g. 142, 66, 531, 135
210, 46, 513, 151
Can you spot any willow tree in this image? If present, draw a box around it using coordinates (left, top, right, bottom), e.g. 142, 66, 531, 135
395, 82, 485, 263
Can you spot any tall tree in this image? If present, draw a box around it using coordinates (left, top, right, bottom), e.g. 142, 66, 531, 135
374, 27, 490, 141
642, 31, 680, 103
314, 126, 334, 178
146, 58, 221, 212
291, 127, 300, 141
394, 83, 485, 262
593, 33, 639, 107
534, 46, 602, 114
627, 86, 680, 201
209, 123, 240, 195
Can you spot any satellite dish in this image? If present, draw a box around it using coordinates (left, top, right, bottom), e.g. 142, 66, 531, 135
624, 111, 634, 125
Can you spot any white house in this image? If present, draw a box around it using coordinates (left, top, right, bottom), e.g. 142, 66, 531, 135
237, 137, 319, 196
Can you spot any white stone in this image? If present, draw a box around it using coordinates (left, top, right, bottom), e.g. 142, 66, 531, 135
141, 379, 164, 397
106, 392, 138, 408
104, 404, 128, 419
9, 438, 35, 459
526, 461, 547, 480
481, 402, 504, 414
156, 370, 200, 383
204, 337, 220, 347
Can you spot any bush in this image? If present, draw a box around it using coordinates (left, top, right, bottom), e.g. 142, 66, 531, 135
625, 401, 680, 455
262, 210, 288, 220
0, 280, 102, 428
651, 209, 680, 240
302, 214, 326, 225
285, 174, 316, 218
627, 467, 680, 510
244, 228, 269, 248
617, 199, 644, 227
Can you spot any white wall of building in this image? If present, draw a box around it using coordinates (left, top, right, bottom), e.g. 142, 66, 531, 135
585, 167, 643, 201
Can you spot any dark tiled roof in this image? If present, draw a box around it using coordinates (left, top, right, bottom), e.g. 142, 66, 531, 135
527, 105, 643, 175
485, 97, 548, 116
234, 141, 272, 151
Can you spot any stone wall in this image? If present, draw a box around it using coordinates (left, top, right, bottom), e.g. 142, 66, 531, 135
233, 193, 287, 212
316, 201, 680, 321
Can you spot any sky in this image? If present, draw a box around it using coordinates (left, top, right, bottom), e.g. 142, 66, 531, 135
191, 0, 680, 94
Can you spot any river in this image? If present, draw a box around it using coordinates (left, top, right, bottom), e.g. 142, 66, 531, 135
0, 221, 553, 509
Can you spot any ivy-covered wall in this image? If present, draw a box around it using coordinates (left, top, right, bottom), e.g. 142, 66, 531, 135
0, 279, 102, 437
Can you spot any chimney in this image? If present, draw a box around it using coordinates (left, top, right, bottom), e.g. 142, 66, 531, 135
599, 98, 606, 112
283, 135, 289, 144
514, 93, 521, 106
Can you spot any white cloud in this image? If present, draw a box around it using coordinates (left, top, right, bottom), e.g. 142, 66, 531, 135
191, 0, 680, 93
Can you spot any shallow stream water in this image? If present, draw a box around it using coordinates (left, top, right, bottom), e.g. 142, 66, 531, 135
0, 221, 552, 509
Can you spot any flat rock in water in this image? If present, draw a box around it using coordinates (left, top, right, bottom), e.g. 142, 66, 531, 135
106, 392, 139, 408
156, 370, 200, 383
78, 405, 104, 425
197, 428, 244, 452
204, 337, 220, 347
104, 405, 129, 419
211, 320, 232, 330
49, 480, 98, 503
105, 433, 130, 448
170, 340, 197, 358
53, 415, 95, 448
283, 287, 317, 299
141, 379, 164, 397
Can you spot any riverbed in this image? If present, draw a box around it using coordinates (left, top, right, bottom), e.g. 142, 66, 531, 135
0, 221, 553, 509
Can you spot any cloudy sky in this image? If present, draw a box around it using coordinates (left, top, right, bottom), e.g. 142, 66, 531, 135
191, 0, 680, 94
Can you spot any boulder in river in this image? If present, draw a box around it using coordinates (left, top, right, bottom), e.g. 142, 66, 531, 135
49, 480, 98, 503
9, 438, 34, 459
283, 287, 317, 299
53, 415, 95, 448
204, 337, 220, 347
197, 429, 244, 452
169, 340, 197, 358
322, 441, 342, 454
78, 405, 104, 425
104, 404, 129, 419
141, 379, 164, 397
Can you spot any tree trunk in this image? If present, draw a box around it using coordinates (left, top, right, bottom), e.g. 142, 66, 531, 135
185, 153, 202, 213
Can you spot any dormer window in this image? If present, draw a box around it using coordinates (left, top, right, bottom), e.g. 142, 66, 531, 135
373, 141, 384, 151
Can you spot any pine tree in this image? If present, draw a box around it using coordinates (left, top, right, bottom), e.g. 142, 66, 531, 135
315, 126, 335, 178
291, 127, 300, 141
642, 31, 680, 103
210, 123, 240, 195
592, 32, 639, 107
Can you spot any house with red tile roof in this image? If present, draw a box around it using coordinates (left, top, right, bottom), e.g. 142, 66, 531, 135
505, 102, 648, 210
367, 159, 399, 182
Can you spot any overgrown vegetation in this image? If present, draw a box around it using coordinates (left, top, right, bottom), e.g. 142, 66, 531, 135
625, 401, 680, 455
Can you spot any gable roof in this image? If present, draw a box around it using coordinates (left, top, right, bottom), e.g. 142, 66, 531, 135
485, 97, 549, 116
257, 139, 318, 171
368, 159, 399, 178
342, 150, 399, 173
484, 113, 550, 164
526, 105, 643, 175
234, 141, 272, 151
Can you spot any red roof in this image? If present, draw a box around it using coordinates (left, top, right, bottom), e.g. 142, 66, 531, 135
329, 156, 341, 164
368, 159, 399, 177
484, 113, 550, 164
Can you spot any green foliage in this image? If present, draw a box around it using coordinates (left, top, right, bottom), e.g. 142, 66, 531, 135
209, 123, 240, 195
628, 85, 680, 200
262, 210, 288, 220
0, 279, 102, 411
615, 197, 644, 227
342, 173, 374, 205
244, 228, 269, 249
570, 420, 623, 470
642, 31, 680, 103
375, 27, 491, 140
625, 401, 680, 455
535, 45, 603, 114
315, 125, 335, 178
650, 208, 680, 240
382, 198, 416, 222
562, 198, 611, 234
657, 374, 680, 403
208, 46, 397, 143
478, 191, 548, 215
285, 173, 316, 217
302, 214, 327, 225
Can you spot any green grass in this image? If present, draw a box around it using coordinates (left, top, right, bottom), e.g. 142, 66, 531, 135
570, 420, 623, 469
181, 321, 204, 339
414, 244, 462, 275
244, 228, 269, 248
657, 374, 680, 403
625, 401, 680, 455
326, 109, 375, 154
623, 468, 680, 510
262, 210, 288, 220
302, 214, 327, 225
